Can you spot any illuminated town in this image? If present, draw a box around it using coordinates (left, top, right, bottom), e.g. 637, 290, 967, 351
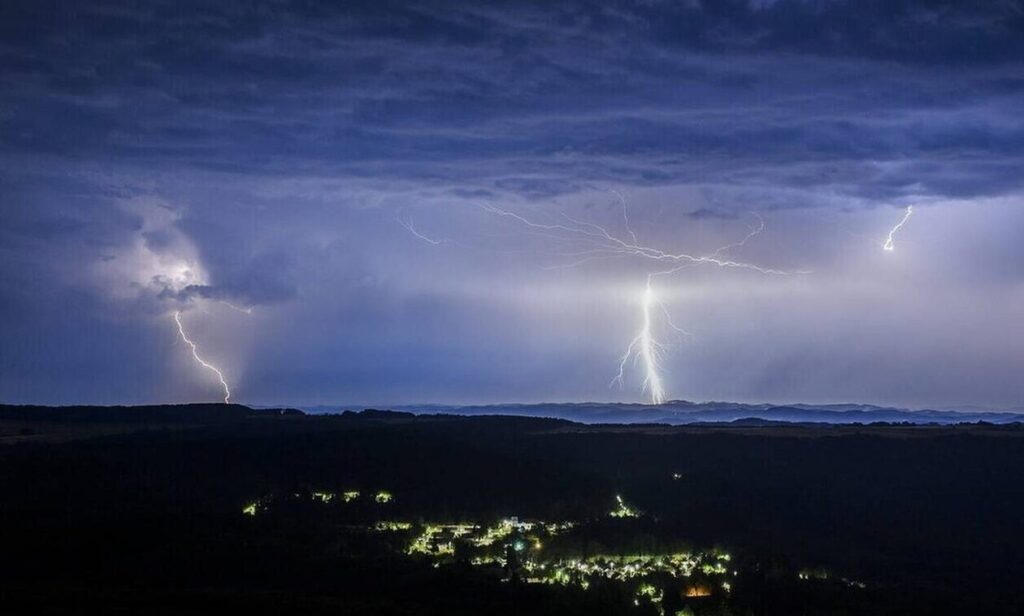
240, 488, 865, 614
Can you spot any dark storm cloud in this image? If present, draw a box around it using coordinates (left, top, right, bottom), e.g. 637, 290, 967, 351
688, 208, 739, 220
3, 0, 1023, 200
2, 0, 1024, 406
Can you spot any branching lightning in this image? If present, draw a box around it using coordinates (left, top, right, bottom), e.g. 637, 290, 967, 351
174, 310, 231, 404
613, 277, 671, 404
638, 281, 665, 404
478, 203, 795, 276
882, 205, 913, 252
398, 196, 799, 405
397, 215, 463, 247
476, 202, 798, 404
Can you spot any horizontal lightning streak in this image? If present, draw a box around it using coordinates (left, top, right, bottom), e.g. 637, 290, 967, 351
219, 301, 253, 314
479, 204, 801, 275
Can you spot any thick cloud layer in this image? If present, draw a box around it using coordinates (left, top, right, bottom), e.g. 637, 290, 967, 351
2, 1, 1023, 408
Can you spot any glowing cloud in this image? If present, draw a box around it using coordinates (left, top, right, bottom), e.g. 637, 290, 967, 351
91, 199, 252, 402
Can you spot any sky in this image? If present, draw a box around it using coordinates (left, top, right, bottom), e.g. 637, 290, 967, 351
2, 0, 1024, 409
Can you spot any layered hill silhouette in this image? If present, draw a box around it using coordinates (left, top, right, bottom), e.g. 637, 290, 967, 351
379, 400, 1024, 425
4, 400, 1022, 427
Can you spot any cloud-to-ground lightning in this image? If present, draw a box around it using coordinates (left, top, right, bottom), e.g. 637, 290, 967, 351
475, 201, 799, 404
174, 310, 232, 404
614, 277, 670, 404
399, 197, 799, 405
637, 281, 665, 404
882, 205, 913, 252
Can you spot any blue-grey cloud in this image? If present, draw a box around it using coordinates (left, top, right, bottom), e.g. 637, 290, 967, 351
1, 0, 1024, 407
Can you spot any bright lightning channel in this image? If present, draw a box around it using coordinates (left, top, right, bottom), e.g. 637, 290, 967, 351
399, 198, 799, 405
478, 202, 797, 405
639, 281, 664, 404
614, 277, 672, 404
173, 310, 232, 404
882, 205, 913, 252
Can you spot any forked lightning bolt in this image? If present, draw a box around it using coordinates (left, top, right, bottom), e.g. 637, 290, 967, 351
400, 198, 799, 405
638, 282, 665, 405
883, 205, 913, 252
478, 202, 797, 405
174, 310, 231, 404
613, 277, 672, 404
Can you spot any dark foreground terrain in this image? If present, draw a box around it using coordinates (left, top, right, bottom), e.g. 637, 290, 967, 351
1, 404, 1022, 615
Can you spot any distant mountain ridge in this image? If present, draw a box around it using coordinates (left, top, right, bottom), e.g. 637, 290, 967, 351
306, 401, 1024, 425
0, 403, 301, 424
5, 401, 1022, 426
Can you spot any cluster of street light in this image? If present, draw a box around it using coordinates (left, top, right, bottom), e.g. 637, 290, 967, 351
240, 489, 865, 608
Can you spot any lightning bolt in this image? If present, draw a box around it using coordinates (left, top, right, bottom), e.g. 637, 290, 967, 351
173, 310, 231, 404
613, 277, 671, 404
478, 203, 796, 275
882, 205, 913, 252
478, 203, 800, 404
218, 301, 253, 314
398, 216, 447, 245
397, 214, 468, 248
399, 197, 801, 405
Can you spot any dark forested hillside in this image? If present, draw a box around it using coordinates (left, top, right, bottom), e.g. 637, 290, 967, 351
1, 405, 1022, 615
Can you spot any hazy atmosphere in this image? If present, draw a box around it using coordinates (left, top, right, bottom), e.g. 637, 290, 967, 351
3, 0, 1024, 408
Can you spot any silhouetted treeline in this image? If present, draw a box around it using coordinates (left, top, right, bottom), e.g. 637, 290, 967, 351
1, 406, 1022, 615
